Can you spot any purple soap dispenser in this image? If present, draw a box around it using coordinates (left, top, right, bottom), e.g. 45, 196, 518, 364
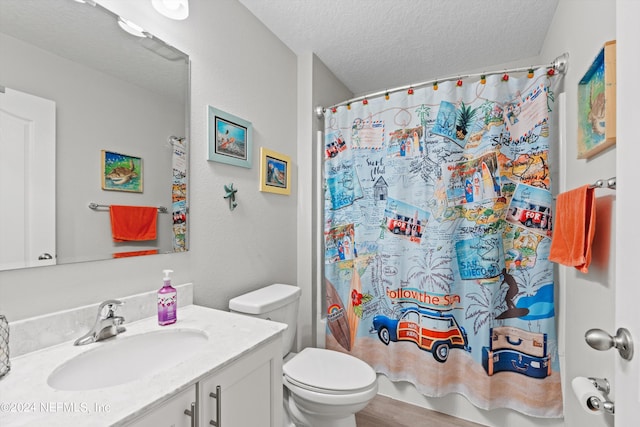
157, 269, 177, 325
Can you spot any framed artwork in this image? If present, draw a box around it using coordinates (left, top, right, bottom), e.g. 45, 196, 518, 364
101, 150, 143, 192
207, 105, 252, 168
577, 40, 616, 159
259, 147, 291, 195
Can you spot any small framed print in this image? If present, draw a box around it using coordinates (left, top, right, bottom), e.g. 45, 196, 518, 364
207, 105, 252, 168
101, 150, 143, 192
259, 147, 291, 195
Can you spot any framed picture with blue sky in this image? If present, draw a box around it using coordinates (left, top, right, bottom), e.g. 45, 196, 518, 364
259, 147, 291, 195
207, 105, 252, 168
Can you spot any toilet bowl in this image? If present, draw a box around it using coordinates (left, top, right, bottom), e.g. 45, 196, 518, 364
282, 347, 378, 427
229, 284, 378, 427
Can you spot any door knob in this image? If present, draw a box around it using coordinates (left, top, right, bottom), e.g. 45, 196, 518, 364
585, 328, 634, 361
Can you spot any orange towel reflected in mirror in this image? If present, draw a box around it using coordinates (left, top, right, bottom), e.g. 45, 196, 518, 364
113, 249, 159, 258
109, 205, 158, 242
549, 185, 596, 273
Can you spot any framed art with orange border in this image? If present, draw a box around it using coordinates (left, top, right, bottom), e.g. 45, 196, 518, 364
259, 147, 291, 195
577, 40, 616, 159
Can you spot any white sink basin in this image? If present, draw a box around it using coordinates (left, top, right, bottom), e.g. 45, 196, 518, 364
48, 328, 208, 391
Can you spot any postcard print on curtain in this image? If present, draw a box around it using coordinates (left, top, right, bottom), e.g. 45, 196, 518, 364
324, 68, 562, 418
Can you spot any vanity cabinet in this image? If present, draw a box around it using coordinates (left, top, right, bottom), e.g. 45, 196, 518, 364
125, 385, 196, 427
123, 336, 282, 427
199, 337, 283, 427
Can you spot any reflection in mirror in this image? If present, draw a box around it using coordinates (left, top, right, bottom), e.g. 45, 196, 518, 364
0, 0, 190, 271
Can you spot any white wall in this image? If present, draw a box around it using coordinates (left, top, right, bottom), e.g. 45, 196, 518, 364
295, 52, 315, 349
0, 0, 298, 322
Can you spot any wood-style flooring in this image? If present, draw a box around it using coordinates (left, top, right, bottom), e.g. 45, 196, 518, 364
355, 395, 487, 427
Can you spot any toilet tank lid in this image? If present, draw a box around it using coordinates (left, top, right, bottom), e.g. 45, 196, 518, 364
229, 284, 301, 314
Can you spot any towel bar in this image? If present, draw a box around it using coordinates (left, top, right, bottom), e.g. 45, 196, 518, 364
88, 203, 168, 213
589, 177, 616, 190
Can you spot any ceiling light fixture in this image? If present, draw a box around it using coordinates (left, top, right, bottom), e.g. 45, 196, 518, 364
117, 17, 147, 38
151, 0, 189, 20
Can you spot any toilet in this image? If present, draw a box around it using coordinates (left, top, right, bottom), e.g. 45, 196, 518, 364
229, 284, 378, 427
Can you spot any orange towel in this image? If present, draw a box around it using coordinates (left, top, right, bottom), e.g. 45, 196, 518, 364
549, 185, 596, 273
109, 205, 158, 242
113, 249, 159, 258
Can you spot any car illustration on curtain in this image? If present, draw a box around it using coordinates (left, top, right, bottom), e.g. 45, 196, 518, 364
372, 307, 471, 363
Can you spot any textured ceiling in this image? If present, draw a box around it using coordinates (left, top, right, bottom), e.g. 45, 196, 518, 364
239, 0, 559, 96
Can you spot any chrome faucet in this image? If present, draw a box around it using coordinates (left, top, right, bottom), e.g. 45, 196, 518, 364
74, 300, 126, 346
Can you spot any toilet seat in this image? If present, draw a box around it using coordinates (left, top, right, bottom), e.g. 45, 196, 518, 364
284, 374, 378, 408
283, 348, 377, 395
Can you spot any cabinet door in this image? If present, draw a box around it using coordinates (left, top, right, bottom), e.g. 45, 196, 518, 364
125, 385, 196, 427
200, 338, 282, 427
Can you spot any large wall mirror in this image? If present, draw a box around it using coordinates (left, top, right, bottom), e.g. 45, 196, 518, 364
0, 0, 190, 271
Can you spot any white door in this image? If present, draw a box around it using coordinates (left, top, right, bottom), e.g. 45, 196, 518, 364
0, 87, 56, 270
615, 1, 640, 425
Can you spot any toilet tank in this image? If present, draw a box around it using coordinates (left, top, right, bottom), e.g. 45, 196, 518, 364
229, 284, 301, 356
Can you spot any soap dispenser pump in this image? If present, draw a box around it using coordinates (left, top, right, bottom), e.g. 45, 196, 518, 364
158, 269, 177, 325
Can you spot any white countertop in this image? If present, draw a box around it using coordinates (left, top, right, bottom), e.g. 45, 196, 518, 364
0, 305, 286, 426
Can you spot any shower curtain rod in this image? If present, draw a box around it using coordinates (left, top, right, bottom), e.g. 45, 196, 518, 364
316, 52, 569, 117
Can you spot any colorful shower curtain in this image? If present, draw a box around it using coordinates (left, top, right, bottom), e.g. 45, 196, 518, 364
323, 68, 562, 417
172, 137, 188, 252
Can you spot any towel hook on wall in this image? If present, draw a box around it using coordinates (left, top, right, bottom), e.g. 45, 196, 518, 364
223, 183, 238, 211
